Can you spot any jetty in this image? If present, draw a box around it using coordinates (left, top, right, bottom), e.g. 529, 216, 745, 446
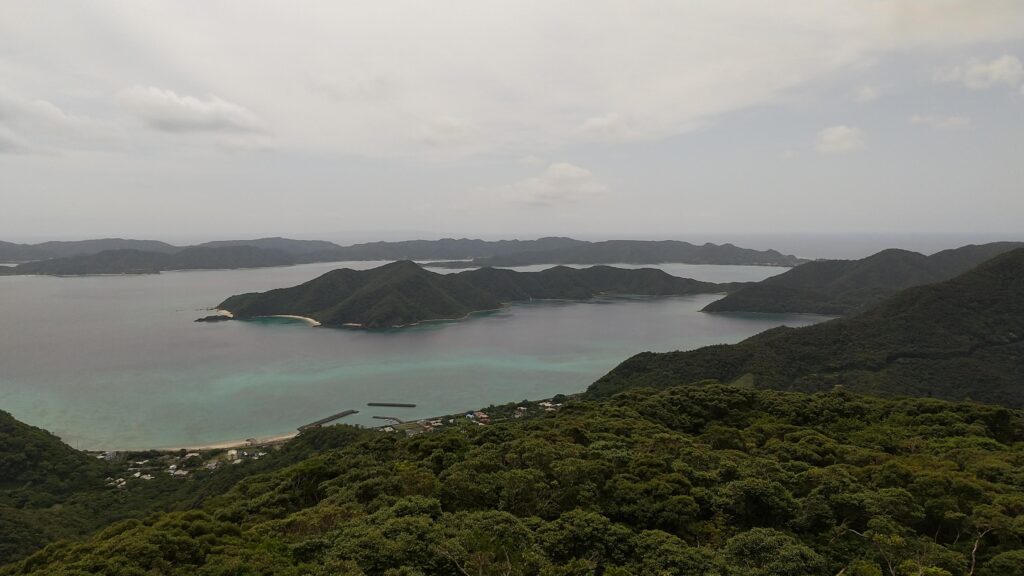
367, 402, 416, 408
298, 409, 358, 431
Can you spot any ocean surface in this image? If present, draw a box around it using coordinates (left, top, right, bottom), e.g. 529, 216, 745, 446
0, 261, 830, 450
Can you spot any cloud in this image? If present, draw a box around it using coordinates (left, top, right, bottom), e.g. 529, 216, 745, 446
416, 116, 479, 148
491, 163, 608, 207
575, 113, 644, 143
815, 125, 865, 154
0, 90, 100, 153
854, 85, 880, 102
909, 114, 972, 130
937, 54, 1024, 89
117, 86, 262, 133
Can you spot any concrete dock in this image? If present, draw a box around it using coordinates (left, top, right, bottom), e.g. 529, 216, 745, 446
298, 409, 359, 431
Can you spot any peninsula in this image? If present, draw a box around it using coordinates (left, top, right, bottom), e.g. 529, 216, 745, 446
592, 247, 1024, 407
214, 260, 743, 329
702, 241, 1024, 315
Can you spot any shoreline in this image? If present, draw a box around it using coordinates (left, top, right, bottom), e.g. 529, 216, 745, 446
266, 314, 321, 327
153, 431, 299, 452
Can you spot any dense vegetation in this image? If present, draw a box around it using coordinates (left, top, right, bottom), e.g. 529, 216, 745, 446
0, 414, 360, 563
4, 385, 1024, 575
593, 248, 1024, 407
704, 243, 1023, 315
218, 261, 737, 328
427, 240, 805, 268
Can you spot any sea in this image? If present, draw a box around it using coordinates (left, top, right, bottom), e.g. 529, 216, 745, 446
0, 261, 831, 450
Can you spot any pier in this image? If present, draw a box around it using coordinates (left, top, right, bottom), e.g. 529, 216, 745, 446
298, 409, 359, 431
367, 402, 416, 408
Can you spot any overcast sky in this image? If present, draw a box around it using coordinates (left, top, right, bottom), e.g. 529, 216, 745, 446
2, 1, 1024, 244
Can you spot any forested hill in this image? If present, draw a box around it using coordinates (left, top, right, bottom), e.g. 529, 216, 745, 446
703, 241, 1023, 315
0, 410, 109, 560
591, 247, 1024, 406
0, 411, 105, 506
217, 261, 737, 328
5, 385, 1024, 575
0, 246, 295, 275
427, 239, 805, 268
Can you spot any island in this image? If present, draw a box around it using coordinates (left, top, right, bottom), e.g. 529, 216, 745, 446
212, 260, 744, 329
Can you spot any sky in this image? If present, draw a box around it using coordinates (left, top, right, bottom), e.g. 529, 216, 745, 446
2, 1, 1024, 246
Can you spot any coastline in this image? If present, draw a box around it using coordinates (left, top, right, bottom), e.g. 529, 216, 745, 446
157, 431, 299, 452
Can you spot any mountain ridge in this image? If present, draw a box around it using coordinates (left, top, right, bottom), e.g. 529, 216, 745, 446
590, 247, 1024, 406
703, 241, 1024, 315
0, 236, 804, 274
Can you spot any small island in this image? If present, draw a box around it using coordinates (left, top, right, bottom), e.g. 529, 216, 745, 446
211, 260, 744, 329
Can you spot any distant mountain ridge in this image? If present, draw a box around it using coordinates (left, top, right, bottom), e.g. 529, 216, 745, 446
591, 247, 1024, 407
0, 238, 179, 262
703, 241, 1024, 315
218, 261, 739, 328
427, 239, 805, 268
0, 246, 295, 276
0, 236, 805, 275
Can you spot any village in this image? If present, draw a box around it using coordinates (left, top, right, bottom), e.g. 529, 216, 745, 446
96, 395, 570, 490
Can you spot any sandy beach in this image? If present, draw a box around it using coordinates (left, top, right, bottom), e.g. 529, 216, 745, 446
268, 315, 322, 326
161, 431, 299, 452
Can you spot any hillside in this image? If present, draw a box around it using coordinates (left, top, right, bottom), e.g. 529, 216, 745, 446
217, 261, 736, 328
704, 242, 1024, 315
0, 408, 363, 563
4, 246, 296, 275
591, 248, 1024, 406
428, 239, 805, 268
0, 410, 109, 560
5, 385, 1024, 575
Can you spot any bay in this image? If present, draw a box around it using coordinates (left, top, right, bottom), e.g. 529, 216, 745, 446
0, 261, 829, 449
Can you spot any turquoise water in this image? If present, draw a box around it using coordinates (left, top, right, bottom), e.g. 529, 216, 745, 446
0, 262, 829, 449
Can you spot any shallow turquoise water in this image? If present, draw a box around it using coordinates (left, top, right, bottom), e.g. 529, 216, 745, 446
0, 262, 829, 449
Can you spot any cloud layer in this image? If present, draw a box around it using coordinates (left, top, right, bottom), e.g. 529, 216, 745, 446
492, 163, 609, 207
117, 86, 261, 133
1, 2, 1023, 239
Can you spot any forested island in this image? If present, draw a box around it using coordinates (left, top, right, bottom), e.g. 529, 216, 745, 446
0, 236, 803, 275
215, 261, 742, 328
